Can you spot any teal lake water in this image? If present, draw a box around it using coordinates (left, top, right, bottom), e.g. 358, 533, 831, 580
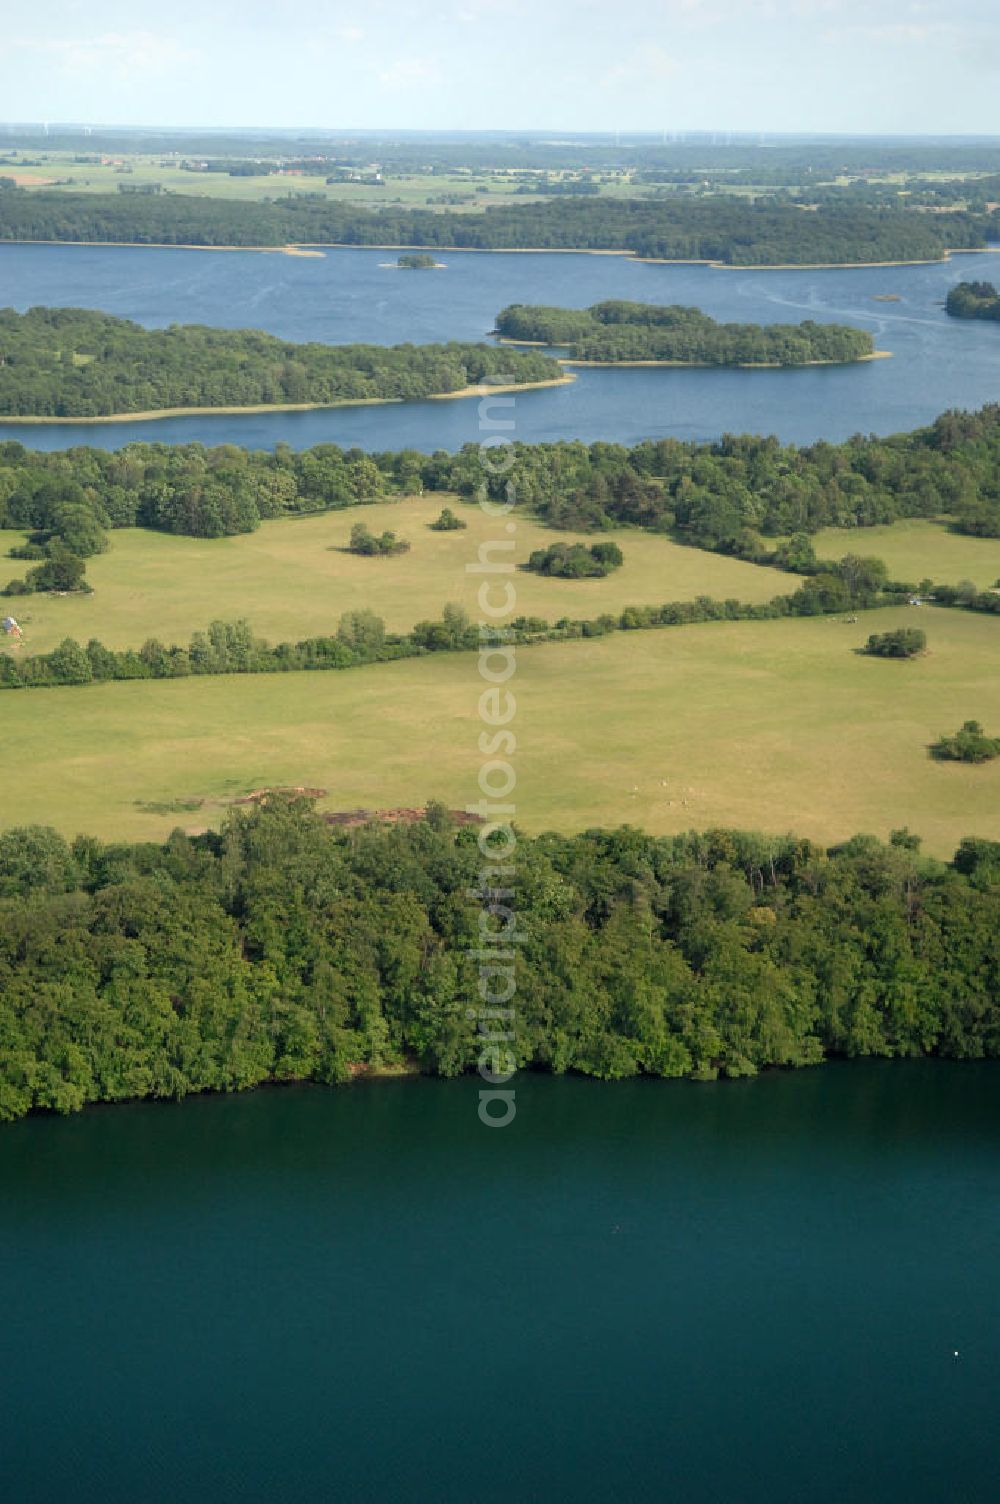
2, 1063, 998, 1502
0, 242, 998, 450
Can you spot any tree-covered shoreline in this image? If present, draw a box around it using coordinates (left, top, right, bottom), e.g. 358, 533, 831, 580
0, 186, 990, 265
0, 307, 561, 418
496, 300, 877, 365
0, 799, 997, 1122
2, 404, 1000, 552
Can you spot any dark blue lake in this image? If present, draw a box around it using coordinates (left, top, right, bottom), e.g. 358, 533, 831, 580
0, 242, 997, 450
1, 1063, 997, 1504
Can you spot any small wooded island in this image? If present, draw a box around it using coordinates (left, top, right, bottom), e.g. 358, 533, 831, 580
945, 281, 1000, 321
495, 300, 879, 366
397, 253, 440, 269
0, 306, 562, 417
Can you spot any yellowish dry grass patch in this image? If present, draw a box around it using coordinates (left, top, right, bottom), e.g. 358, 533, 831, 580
812, 520, 1000, 592
1, 500, 794, 656
1, 605, 997, 856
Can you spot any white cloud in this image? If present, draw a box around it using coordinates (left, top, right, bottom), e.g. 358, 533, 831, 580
452, 0, 533, 21
821, 20, 949, 43
12, 31, 200, 80
377, 57, 442, 87
602, 44, 681, 88
338, 25, 365, 43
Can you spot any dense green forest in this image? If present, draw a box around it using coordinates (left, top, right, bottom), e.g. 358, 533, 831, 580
945, 281, 1000, 320
0, 186, 990, 264
496, 301, 876, 365
0, 307, 559, 417
0, 798, 998, 1121
2, 404, 999, 553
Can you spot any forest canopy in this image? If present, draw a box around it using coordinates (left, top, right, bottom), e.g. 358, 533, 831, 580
2, 403, 999, 548
496, 301, 876, 365
945, 281, 1000, 321
0, 186, 991, 265
0, 799, 998, 1122
0, 307, 560, 417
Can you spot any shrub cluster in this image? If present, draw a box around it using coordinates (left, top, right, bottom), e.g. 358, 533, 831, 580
932, 720, 1000, 763
863, 627, 927, 658
348, 523, 410, 556
525, 541, 624, 577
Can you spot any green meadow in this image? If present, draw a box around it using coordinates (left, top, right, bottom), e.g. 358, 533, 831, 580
0, 498, 794, 656
2, 605, 998, 856
812, 519, 1000, 591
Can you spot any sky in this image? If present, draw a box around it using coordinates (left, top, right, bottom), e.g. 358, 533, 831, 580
1, 0, 998, 136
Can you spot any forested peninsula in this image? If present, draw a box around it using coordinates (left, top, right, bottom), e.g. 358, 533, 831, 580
0, 186, 990, 265
946, 281, 1000, 320
0, 307, 562, 418
496, 301, 877, 365
1, 799, 998, 1122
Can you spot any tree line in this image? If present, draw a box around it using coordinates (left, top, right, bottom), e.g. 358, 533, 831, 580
496, 300, 876, 365
6, 128, 1000, 176
0, 555, 970, 692
2, 406, 1000, 595
0, 185, 991, 265
0, 797, 998, 1121
0, 307, 559, 418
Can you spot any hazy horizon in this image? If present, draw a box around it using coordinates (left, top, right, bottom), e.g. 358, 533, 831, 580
3, 0, 999, 137
4, 125, 1000, 145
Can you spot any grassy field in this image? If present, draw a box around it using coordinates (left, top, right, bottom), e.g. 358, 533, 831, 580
6, 152, 992, 221
0, 153, 640, 211
2, 605, 997, 855
813, 520, 1000, 591
0, 499, 795, 655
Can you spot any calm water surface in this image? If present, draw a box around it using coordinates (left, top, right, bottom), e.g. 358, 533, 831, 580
1, 1062, 997, 1502
0, 242, 998, 450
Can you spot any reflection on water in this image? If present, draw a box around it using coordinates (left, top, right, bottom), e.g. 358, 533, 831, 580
0, 242, 998, 451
